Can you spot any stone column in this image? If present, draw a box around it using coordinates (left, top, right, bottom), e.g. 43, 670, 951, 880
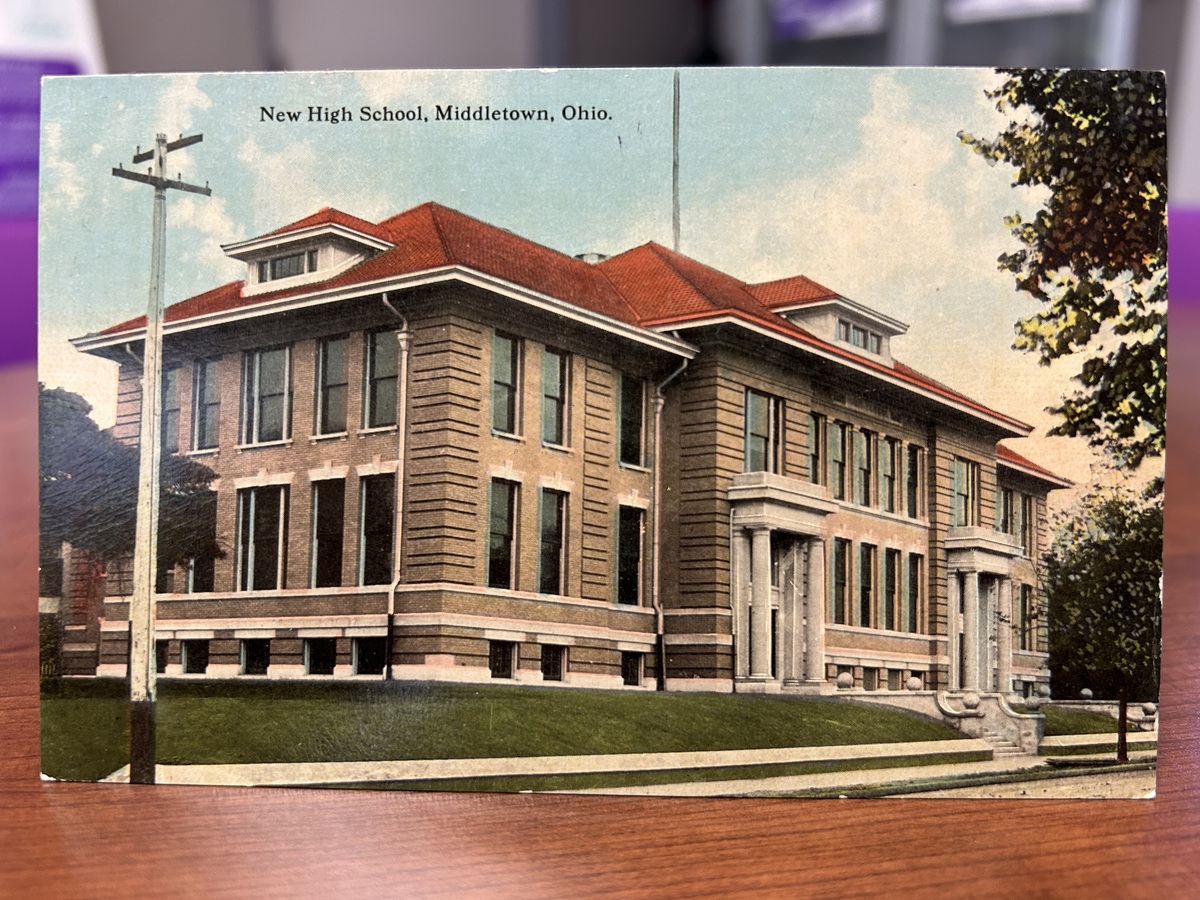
733, 530, 751, 679
749, 527, 773, 680
962, 571, 979, 691
998, 576, 1013, 695
782, 543, 800, 686
805, 537, 826, 684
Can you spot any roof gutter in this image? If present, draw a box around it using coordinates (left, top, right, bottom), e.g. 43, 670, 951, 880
652, 350, 689, 691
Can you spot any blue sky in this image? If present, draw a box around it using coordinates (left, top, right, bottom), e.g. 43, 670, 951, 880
38, 67, 1097, 486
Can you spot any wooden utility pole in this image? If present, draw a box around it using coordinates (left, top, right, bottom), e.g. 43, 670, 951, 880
112, 133, 210, 784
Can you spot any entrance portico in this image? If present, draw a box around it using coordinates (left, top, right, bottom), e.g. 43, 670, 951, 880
728, 471, 836, 692
945, 526, 1023, 694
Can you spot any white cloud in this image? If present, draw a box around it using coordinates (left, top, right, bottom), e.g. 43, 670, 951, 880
41, 122, 86, 214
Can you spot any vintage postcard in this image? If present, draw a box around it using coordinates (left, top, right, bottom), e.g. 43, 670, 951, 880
38, 68, 1164, 798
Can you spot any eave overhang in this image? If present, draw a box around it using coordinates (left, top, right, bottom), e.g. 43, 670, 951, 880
651, 312, 1031, 438
997, 455, 1073, 490
71, 264, 699, 362
221, 223, 395, 260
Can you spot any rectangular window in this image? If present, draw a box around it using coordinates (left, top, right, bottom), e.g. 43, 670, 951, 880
806, 412, 823, 484
542, 348, 569, 446
311, 480, 345, 588
744, 389, 782, 474
306, 249, 318, 272
829, 422, 847, 501
621, 651, 642, 686
487, 480, 518, 589
240, 345, 291, 444
619, 374, 645, 466
616, 506, 644, 605
887, 668, 902, 691
187, 555, 216, 593
862, 667, 878, 691
854, 430, 873, 506
491, 333, 520, 435
257, 260, 268, 283
1020, 495, 1034, 556
996, 487, 1015, 535
241, 639, 270, 675
951, 457, 980, 526
906, 554, 924, 634
269, 252, 305, 281
906, 445, 924, 518
181, 639, 209, 674
315, 335, 348, 435
837, 319, 852, 342
879, 438, 898, 513
831, 537, 850, 624
359, 474, 395, 586
538, 489, 567, 595
155, 640, 168, 674
364, 330, 398, 429
883, 548, 900, 631
354, 637, 387, 675
305, 637, 336, 675
235, 485, 288, 591
489, 640, 515, 679
1019, 584, 1033, 651
541, 645, 565, 682
858, 544, 875, 627
192, 358, 220, 450
161, 366, 180, 453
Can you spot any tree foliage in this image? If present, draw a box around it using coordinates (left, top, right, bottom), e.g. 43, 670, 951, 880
39, 384, 221, 566
961, 70, 1167, 467
1044, 485, 1161, 757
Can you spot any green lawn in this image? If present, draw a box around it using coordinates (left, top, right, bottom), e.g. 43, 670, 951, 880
1038, 705, 1134, 735
41, 679, 964, 781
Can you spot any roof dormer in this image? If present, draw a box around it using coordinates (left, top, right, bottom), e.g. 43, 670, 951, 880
221, 207, 395, 297
776, 296, 907, 365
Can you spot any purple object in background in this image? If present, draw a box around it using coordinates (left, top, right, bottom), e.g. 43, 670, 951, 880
1172, 208, 1200, 300
1, 57, 77, 367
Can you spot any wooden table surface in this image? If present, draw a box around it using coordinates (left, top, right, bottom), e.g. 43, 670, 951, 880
4, 318, 1199, 898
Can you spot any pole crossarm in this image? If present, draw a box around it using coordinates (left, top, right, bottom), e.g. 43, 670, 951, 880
112, 167, 212, 195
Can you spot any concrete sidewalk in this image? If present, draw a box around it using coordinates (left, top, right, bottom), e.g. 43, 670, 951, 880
571, 751, 1157, 797
100, 738, 993, 787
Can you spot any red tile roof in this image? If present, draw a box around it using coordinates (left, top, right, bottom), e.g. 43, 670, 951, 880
997, 443, 1072, 486
747, 274, 841, 308
261, 206, 395, 243
91, 202, 1028, 432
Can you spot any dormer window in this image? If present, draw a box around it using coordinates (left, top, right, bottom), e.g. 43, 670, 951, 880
838, 319, 882, 354
257, 250, 318, 284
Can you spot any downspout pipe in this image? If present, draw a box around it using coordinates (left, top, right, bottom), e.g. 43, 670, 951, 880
382, 294, 409, 681
652, 355, 689, 691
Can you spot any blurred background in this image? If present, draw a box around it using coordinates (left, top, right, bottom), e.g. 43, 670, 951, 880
1, 0, 1197, 366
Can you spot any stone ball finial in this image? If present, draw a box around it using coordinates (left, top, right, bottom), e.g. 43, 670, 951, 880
1080, 688, 1094, 700
1142, 702, 1158, 716
962, 691, 981, 710
1037, 684, 1052, 699
836, 671, 854, 690
906, 676, 923, 692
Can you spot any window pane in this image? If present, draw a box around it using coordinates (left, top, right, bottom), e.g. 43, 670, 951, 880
488, 481, 515, 589
270, 252, 305, 280
361, 475, 395, 585
318, 337, 347, 434
539, 489, 564, 594
312, 480, 345, 587
619, 374, 643, 465
617, 506, 642, 605
491, 334, 517, 433
542, 349, 566, 445
859, 544, 874, 627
